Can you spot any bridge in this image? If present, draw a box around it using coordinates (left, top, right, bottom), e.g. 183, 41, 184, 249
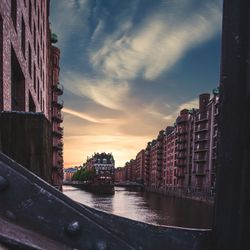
0, 152, 210, 250
0, 0, 250, 249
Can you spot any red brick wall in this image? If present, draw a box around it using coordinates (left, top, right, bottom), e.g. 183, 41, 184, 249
0, 0, 49, 116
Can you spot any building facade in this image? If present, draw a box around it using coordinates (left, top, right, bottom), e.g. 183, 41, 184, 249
85, 153, 115, 184
191, 92, 219, 190
114, 167, 126, 183
0, 0, 63, 189
162, 126, 177, 190
116, 89, 219, 199
64, 167, 78, 182
135, 150, 145, 184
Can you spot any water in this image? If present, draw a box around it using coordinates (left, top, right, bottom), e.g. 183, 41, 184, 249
63, 185, 213, 229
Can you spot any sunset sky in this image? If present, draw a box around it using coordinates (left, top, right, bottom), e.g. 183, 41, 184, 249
50, 0, 222, 168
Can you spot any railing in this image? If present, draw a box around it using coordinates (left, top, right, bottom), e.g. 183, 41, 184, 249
176, 154, 186, 159
177, 130, 188, 135
194, 155, 207, 162
52, 130, 63, 138
52, 113, 63, 123
175, 172, 185, 178
195, 114, 208, 122
195, 136, 208, 142
52, 83, 64, 95
195, 125, 208, 133
176, 116, 188, 124
52, 100, 64, 109
194, 146, 208, 152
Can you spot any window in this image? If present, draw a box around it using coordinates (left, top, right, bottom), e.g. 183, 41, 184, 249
33, 64, 36, 91
29, 0, 32, 31
33, 23, 36, 52
37, 80, 39, 101
28, 43, 31, 76
29, 92, 36, 112
11, 0, 17, 30
21, 16, 26, 57
11, 46, 25, 111
38, 7, 40, 29
37, 44, 39, 66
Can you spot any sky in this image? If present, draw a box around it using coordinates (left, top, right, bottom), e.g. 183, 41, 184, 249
50, 0, 223, 168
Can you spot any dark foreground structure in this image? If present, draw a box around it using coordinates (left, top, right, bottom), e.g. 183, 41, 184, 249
212, 0, 250, 249
0, 0, 249, 249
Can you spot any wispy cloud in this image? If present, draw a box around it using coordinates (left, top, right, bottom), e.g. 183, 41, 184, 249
63, 73, 130, 110
90, 2, 221, 81
63, 107, 116, 124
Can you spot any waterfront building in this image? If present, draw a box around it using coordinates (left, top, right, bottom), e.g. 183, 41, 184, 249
124, 89, 219, 197
135, 149, 145, 184
149, 130, 164, 189
175, 109, 191, 188
162, 126, 177, 190
0, 0, 63, 189
85, 153, 115, 184
123, 159, 136, 182
144, 142, 151, 186
51, 45, 64, 188
63, 167, 78, 182
114, 167, 126, 183
191, 91, 219, 190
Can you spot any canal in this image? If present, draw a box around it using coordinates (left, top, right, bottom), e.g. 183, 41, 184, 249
63, 186, 213, 229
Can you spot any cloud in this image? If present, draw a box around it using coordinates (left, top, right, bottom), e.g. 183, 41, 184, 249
89, 1, 222, 81
63, 107, 117, 124
62, 73, 130, 110
50, 0, 89, 49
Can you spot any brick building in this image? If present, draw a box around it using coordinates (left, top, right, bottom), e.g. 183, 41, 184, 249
114, 167, 126, 183
85, 153, 115, 184
149, 130, 164, 189
64, 167, 78, 182
162, 126, 177, 190
0, 0, 63, 189
135, 150, 145, 184
191, 91, 219, 190
121, 88, 219, 199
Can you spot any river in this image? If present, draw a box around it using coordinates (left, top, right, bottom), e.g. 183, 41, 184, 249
63, 185, 213, 229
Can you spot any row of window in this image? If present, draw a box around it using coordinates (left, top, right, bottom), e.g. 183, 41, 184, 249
11, 0, 46, 83
95, 166, 114, 171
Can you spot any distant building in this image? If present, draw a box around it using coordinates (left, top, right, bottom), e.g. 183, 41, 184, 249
122, 88, 219, 198
64, 167, 78, 182
114, 167, 126, 183
175, 109, 192, 188
144, 142, 151, 186
135, 150, 145, 184
149, 131, 164, 189
85, 153, 115, 184
0, 0, 63, 190
162, 126, 176, 190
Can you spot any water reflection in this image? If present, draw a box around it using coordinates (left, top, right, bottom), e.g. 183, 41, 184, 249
63, 186, 213, 229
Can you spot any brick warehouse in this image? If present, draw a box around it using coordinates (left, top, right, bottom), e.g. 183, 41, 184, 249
115, 89, 219, 201
0, 0, 63, 190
